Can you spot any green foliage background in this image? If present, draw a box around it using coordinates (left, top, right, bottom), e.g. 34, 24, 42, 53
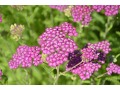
0, 5, 120, 85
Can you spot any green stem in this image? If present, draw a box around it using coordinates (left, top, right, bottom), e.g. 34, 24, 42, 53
91, 76, 96, 85
53, 59, 82, 84
96, 73, 107, 79
101, 79, 106, 85
53, 66, 60, 85
41, 63, 54, 79
24, 69, 30, 85
104, 17, 109, 39
116, 53, 120, 59
12, 70, 20, 84
104, 17, 113, 39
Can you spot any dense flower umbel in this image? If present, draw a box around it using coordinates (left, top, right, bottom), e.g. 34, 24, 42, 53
10, 24, 25, 41
50, 5, 93, 25
104, 5, 120, 16
38, 22, 78, 67
49, 5, 68, 12
9, 45, 43, 69
60, 22, 78, 36
72, 5, 93, 25
0, 69, 3, 80
87, 41, 111, 54
50, 5, 120, 25
81, 48, 99, 61
92, 5, 104, 12
80, 41, 111, 63
71, 62, 101, 80
106, 63, 120, 75
67, 41, 111, 80
46, 38, 78, 67
92, 5, 120, 16
38, 22, 78, 54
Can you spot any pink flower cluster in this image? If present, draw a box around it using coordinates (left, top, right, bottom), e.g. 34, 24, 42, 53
71, 5, 93, 25
0, 69, 2, 80
38, 22, 78, 67
68, 41, 111, 80
106, 63, 120, 75
49, 5, 93, 25
46, 38, 78, 67
81, 48, 98, 61
49, 5, 120, 25
60, 22, 78, 36
81, 41, 111, 63
9, 45, 43, 69
88, 40, 111, 54
92, 5, 104, 12
71, 62, 101, 80
49, 5, 68, 12
93, 5, 120, 16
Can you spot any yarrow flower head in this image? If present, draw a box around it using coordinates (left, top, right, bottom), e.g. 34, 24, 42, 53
71, 5, 93, 25
49, 5, 68, 12
71, 62, 101, 80
81, 47, 99, 62
50, 5, 93, 25
92, 5, 104, 12
49, 5, 120, 25
92, 5, 120, 16
66, 40, 111, 80
9, 45, 43, 69
88, 40, 111, 54
80, 41, 111, 63
38, 22, 78, 67
106, 63, 120, 75
0, 69, 3, 80
104, 5, 120, 16
10, 24, 25, 41
59, 22, 78, 36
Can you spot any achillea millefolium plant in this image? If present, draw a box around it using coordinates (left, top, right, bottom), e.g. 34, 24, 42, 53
0, 5, 120, 85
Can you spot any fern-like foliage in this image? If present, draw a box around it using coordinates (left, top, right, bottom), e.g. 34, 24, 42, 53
105, 75, 120, 85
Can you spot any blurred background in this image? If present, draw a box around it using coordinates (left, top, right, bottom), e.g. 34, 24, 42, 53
0, 5, 120, 85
